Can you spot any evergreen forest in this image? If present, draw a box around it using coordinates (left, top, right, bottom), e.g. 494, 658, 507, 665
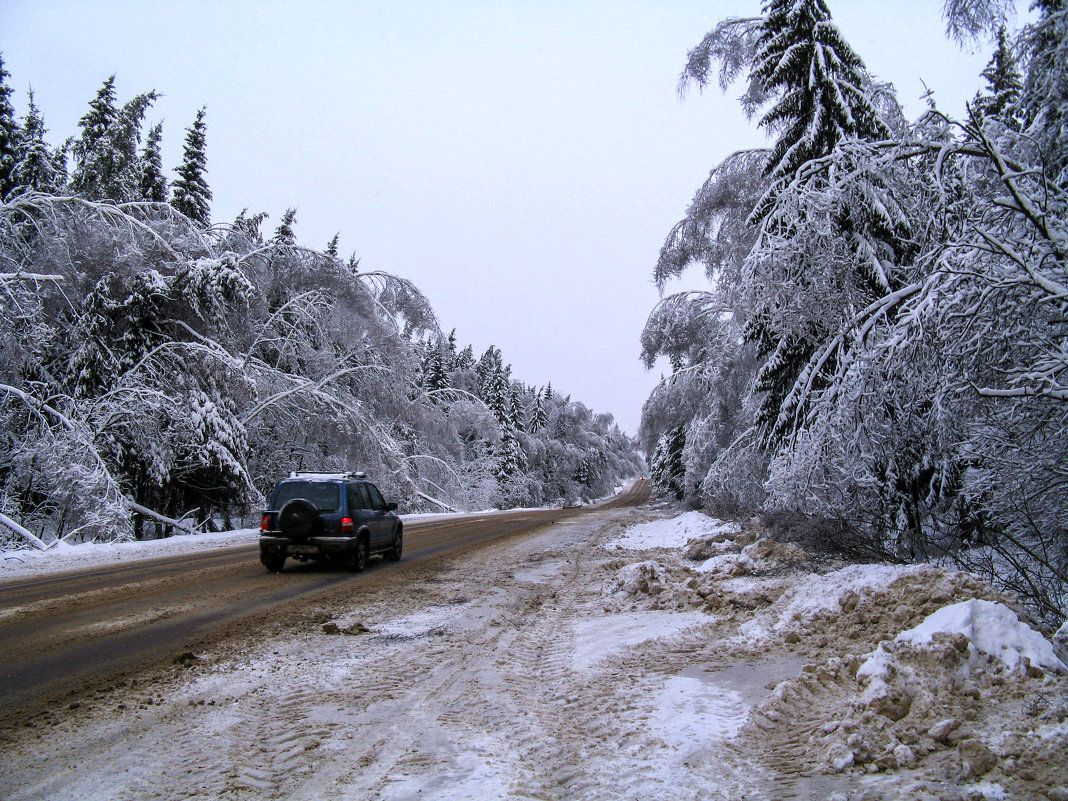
0, 65, 643, 548
640, 0, 1067, 629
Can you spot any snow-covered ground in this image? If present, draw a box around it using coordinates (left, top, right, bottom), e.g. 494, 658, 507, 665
2, 506, 1066, 800
0, 511, 461, 581
0, 527, 260, 579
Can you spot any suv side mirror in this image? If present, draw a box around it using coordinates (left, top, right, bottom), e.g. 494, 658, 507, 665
386, 501, 398, 512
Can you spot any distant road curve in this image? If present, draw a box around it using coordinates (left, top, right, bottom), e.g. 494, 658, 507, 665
0, 478, 650, 729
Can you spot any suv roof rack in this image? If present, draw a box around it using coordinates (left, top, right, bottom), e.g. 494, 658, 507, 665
287, 470, 367, 479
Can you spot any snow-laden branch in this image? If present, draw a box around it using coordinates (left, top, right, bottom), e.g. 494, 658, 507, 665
0, 272, 64, 283
413, 490, 459, 513
2, 193, 185, 259
116, 339, 244, 388
976, 386, 1068, 401
0, 383, 77, 431
241, 365, 388, 425
422, 387, 487, 406
127, 501, 201, 537
0, 512, 49, 550
773, 280, 928, 441
242, 290, 329, 368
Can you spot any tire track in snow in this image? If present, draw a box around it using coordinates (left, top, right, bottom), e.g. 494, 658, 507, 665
2, 507, 791, 800
736, 660, 860, 800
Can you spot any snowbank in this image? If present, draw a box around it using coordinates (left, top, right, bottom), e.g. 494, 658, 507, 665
733, 563, 932, 643
880, 598, 1065, 674
775, 563, 930, 619
605, 511, 740, 551
0, 528, 260, 580
695, 538, 807, 576
0, 511, 467, 581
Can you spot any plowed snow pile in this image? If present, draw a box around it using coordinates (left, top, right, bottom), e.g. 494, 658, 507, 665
1, 506, 1065, 801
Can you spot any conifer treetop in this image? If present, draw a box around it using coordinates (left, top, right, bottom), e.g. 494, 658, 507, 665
0, 55, 22, 198
752, 0, 889, 186
139, 121, 168, 203
171, 106, 211, 225
13, 89, 58, 192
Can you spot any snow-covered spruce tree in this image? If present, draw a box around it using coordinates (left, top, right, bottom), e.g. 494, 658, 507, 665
11, 90, 60, 193
106, 92, 159, 201
71, 77, 117, 173
493, 426, 528, 506
649, 425, 686, 502
273, 207, 297, 245
973, 26, 1023, 128
745, 0, 893, 440
420, 340, 450, 396
171, 107, 210, 226
70, 77, 158, 202
138, 121, 168, 202
324, 232, 340, 258
508, 383, 523, 433
454, 343, 474, 371
0, 56, 19, 200
475, 346, 501, 396
481, 359, 512, 428
528, 386, 549, 433
751, 0, 890, 215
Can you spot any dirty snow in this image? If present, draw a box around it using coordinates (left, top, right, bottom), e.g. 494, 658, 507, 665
894, 598, 1066, 673
647, 676, 749, 747
605, 510, 739, 550
776, 562, 932, 618
2, 507, 1066, 800
695, 537, 807, 576
0, 528, 259, 579
0, 512, 457, 582
571, 610, 709, 671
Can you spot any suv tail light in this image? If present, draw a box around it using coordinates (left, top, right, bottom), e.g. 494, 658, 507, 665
341, 517, 354, 534
261, 515, 269, 533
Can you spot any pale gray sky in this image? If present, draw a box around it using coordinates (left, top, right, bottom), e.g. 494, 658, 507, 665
1, 1, 1004, 434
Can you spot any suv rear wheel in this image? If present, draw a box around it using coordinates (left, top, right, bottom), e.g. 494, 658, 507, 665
349, 536, 369, 573
261, 552, 286, 573
387, 529, 403, 562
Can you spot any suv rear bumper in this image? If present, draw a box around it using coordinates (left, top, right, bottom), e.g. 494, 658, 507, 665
260, 535, 359, 559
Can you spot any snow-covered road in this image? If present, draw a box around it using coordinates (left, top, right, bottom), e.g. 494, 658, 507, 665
1, 506, 1065, 800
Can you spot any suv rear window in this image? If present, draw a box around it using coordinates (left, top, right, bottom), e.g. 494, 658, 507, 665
272, 481, 340, 512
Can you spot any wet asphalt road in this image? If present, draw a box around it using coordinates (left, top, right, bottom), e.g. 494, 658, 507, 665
0, 480, 650, 728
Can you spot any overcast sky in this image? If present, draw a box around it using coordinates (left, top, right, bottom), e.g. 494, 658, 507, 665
1, 1, 1007, 434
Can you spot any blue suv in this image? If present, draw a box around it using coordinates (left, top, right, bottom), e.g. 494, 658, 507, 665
259, 471, 402, 573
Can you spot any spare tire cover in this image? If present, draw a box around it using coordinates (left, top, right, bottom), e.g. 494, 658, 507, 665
278, 498, 320, 539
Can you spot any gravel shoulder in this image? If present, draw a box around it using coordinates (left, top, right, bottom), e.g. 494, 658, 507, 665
1, 505, 1064, 801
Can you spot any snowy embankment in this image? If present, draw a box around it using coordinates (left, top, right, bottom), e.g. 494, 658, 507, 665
2, 505, 1067, 800
0, 528, 259, 579
601, 511, 1068, 799
0, 485, 633, 581
0, 512, 458, 581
